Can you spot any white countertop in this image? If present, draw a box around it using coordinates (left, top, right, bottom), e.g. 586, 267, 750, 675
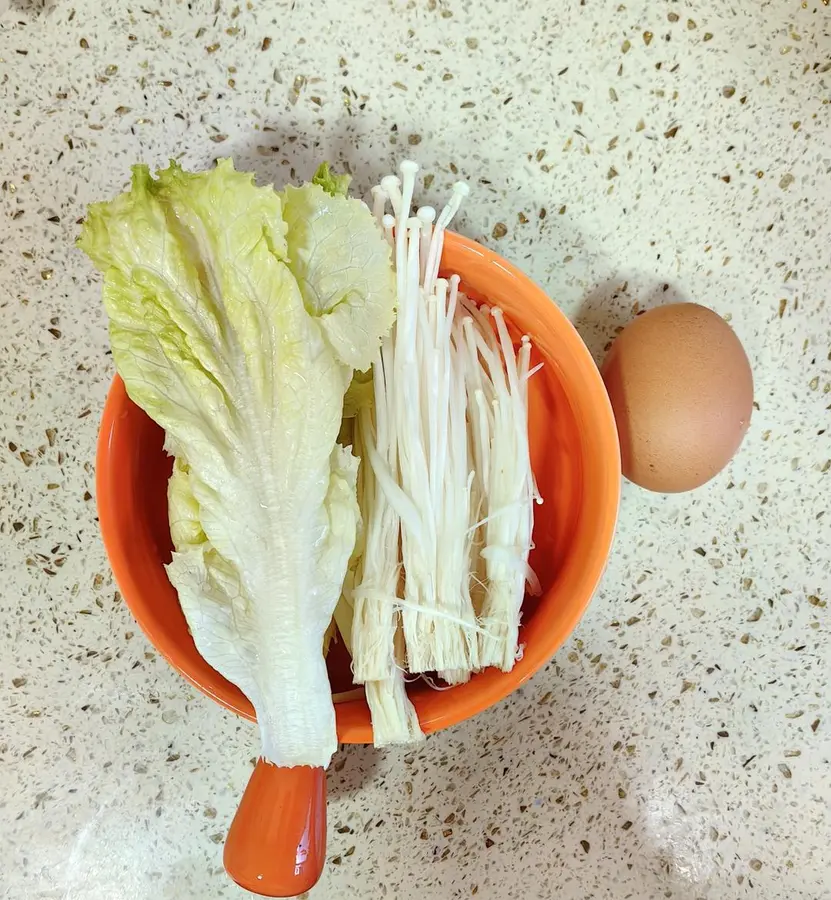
2, 1, 830, 898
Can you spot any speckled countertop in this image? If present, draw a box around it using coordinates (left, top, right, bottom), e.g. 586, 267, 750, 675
2, 1, 830, 898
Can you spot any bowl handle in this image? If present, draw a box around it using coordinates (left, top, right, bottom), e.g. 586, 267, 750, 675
224, 760, 326, 897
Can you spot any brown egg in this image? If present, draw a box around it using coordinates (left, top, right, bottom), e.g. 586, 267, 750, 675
601, 302, 753, 493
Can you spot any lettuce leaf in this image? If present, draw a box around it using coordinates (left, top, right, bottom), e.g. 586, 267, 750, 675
81, 159, 395, 767
280, 181, 395, 370
312, 161, 351, 198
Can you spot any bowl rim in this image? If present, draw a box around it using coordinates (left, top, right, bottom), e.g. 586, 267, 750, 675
97, 231, 620, 743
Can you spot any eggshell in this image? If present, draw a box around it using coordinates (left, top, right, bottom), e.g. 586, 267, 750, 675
601, 302, 753, 493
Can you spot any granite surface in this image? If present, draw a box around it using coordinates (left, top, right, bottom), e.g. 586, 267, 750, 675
2, 1, 830, 898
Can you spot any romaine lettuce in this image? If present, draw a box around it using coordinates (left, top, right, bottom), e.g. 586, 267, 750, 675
81, 159, 395, 767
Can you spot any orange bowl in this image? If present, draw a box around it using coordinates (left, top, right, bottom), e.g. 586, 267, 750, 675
96, 232, 620, 742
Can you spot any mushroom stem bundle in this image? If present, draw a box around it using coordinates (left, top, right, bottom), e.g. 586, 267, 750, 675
349, 160, 542, 744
